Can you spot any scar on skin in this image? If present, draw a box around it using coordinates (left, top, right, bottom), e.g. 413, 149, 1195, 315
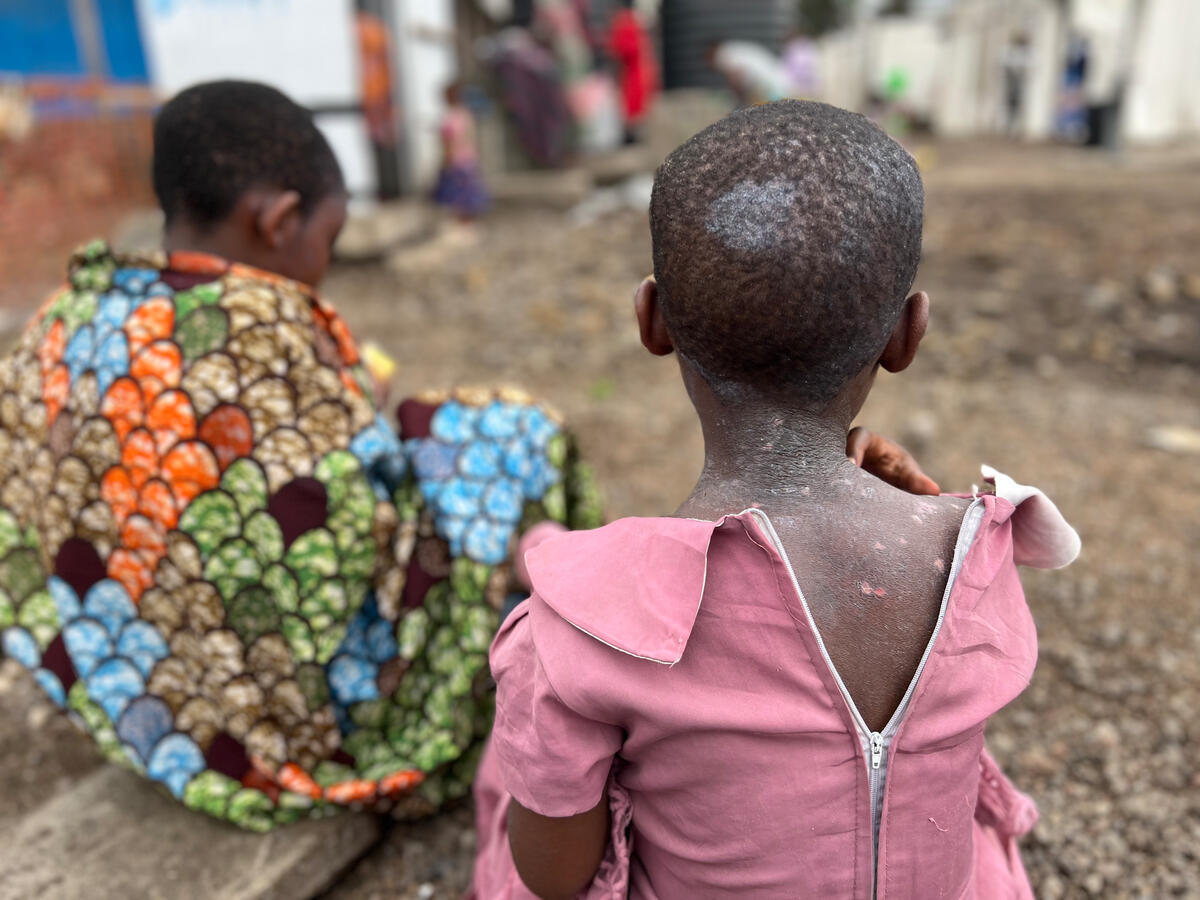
860, 581, 887, 598
873, 542, 886, 550
935, 558, 945, 572
705, 178, 799, 252
898, 537, 908, 545
911, 514, 923, 523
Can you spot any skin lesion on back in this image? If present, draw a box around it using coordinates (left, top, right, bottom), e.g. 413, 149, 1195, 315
771, 477, 975, 732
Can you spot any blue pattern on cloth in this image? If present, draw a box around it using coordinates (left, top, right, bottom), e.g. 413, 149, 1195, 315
54, 577, 169, 721
327, 595, 399, 723
408, 399, 563, 564
351, 413, 407, 500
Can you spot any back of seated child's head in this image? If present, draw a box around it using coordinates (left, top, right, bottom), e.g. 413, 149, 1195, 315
153, 80, 346, 285
649, 100, 924, 409
153, 80, 342, 230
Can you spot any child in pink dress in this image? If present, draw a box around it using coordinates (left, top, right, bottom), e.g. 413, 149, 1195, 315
471, 100, 1080, 899
433, 82, 489, 220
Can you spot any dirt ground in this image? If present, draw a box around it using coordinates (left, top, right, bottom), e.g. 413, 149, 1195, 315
2, 139, 1198, 899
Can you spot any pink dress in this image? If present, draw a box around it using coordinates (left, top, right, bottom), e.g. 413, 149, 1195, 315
471, 468, 1080, 899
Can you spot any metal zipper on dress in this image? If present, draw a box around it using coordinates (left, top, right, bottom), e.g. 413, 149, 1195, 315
748, 499, 985, 899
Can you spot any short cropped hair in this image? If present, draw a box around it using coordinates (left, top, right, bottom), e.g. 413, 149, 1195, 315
153, 80, 343, 229
649, 100, 924, 405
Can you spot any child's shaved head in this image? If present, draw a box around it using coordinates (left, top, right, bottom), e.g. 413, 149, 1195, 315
153, 80, 343, 229
649, 100, 924, 405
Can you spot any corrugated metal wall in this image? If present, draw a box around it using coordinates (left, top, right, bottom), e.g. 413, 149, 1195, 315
660, 0, 799, 89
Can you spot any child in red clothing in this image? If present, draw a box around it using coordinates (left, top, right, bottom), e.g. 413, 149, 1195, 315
608, 0, 659, 144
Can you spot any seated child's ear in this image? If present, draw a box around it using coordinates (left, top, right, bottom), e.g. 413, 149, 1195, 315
635, 275, 674, 357
879, 291, 929, 374
256, 189, 304, 250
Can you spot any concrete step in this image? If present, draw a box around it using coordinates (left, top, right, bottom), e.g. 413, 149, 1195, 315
488, 169, 594, 210
0, 765, 380, 900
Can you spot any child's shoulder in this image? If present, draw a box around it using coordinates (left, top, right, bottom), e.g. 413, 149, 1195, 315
522, 514, 729, 666
891, 467, 1079, 571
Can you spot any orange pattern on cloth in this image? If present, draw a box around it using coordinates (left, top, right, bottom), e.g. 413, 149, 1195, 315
198, 404, 254, 471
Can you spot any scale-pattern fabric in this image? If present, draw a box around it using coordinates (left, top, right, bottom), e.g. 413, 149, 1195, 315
0, 241, 601, 830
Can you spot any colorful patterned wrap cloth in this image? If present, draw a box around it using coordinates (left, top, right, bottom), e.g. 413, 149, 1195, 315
0, 242, 601, 830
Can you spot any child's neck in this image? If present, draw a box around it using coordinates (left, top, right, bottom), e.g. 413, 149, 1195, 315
164, 223, 244, 267
678, 402, 859, 520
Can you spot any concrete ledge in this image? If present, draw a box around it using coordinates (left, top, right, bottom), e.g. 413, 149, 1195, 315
0, 766, 380, 900
488, 169, 594, 210
578, 146, 657, 186
335, 202, 435, 262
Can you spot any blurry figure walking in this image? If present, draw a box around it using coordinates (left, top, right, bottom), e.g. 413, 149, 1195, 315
433, 82, 489, 220
608, 0, 659, 143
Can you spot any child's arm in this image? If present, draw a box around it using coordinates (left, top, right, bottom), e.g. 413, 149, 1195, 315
486, 593, 624, 898
846, 426, 940, 495
508, 794, 611, 900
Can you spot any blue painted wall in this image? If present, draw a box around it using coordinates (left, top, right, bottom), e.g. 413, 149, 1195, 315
98, 0, 149, 81
0, 0, 149, 81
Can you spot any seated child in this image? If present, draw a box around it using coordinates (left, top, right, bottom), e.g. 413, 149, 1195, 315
0, 80, 596, 828
471, 100, 1080, 898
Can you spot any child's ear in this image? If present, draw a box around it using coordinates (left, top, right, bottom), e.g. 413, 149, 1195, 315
256, 190, 303, 250
879, 291, 929, 373
635, 276, 673, 357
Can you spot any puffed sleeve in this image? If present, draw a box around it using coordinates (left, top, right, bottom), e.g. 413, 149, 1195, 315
489, 597, 623, 818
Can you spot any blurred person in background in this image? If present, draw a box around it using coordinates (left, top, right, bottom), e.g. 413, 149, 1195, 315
1057, 32, 1090, 142
708, 39, 792, 106
608, 0, 659, 144
1002, 32, 1031, 136
433, 81, 490, 221
535, 0, 622, 156
485, 27, 574, 166
781, 30, 821, 99
1076, 0, 1138, 149
357, 9, 398, 150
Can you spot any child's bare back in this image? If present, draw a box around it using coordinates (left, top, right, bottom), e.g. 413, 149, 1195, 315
765, 473, 973, 732
676, 455, 971, 733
